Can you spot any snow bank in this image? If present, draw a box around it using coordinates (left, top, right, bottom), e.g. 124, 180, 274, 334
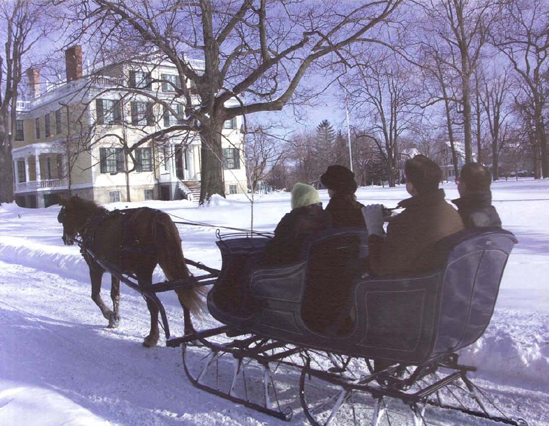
460, 310, 549, 390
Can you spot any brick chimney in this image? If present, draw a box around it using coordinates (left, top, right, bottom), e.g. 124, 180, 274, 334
26, 67, 41, 99
65, 45, 83, 82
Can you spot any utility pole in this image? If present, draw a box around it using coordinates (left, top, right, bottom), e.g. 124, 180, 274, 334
345, 93, 353, 173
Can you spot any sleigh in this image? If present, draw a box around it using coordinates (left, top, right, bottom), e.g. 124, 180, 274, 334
76, 212, 524, 426
164, 227, 527, 426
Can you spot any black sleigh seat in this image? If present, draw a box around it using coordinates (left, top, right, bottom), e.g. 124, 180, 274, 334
208, 227, 517, 365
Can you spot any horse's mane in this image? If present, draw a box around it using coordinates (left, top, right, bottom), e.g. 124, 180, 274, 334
72, 196, 108, 214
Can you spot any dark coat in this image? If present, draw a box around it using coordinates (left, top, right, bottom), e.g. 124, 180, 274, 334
262, 204, 332, 266
325, 194, 366, 228
452, 192, 502, 229
368, 189, 464, 276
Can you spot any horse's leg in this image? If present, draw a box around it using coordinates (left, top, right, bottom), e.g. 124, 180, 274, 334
183, 306, 195, 336
137, 270, 159, 348
90, 266, 115, 325
108, 275, 121, 328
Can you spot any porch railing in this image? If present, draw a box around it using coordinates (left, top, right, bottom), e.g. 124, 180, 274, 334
15, 178, 69, 193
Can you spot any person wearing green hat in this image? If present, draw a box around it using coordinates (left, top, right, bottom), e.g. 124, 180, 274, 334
262, 183, 332, 266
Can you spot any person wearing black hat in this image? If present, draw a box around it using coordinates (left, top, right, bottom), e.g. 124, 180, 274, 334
320, 165, 366, 228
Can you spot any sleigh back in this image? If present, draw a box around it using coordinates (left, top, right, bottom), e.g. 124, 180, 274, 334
209, 228, 517, 365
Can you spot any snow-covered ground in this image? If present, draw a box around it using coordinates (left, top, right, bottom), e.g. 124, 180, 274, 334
1, 179, 548, 425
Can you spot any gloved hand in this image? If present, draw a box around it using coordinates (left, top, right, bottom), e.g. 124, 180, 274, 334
362, 204, 385, 236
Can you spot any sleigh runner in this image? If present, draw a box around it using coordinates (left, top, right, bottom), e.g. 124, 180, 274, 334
58, 197, 526, 426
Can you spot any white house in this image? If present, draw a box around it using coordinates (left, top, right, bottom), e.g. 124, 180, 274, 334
13, 46, 247, 207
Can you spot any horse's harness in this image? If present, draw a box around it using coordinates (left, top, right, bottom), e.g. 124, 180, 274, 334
75, 208, 159, 264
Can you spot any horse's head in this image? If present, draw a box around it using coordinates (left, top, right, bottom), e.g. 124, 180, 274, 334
57, 195, 91, 246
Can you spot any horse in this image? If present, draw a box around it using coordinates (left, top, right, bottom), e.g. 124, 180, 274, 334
57, 195, 204, 347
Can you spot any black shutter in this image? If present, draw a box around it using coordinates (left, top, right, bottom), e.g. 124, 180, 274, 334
100, 148, 107, 173
116, 149, 125, 172
135, 149, 142, 172
131, 102, 138, 125
96, 99, 104, 125
146, 73, 152, 89
163, 106, 170, 127
113, 100, 122, 124
129, 71, 136, 88
146, 102, 154, 126
234, 149, 240, 169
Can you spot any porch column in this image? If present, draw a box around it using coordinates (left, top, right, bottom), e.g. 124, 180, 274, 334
13, 160, 19, 184
24, 157, 29, 183
35, 154, 41, 182
187, 147, 193, 180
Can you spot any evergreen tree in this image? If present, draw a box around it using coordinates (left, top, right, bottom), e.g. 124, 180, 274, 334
315, 120, 336, 174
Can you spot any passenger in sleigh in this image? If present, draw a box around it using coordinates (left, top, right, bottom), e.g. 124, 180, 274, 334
320, 165, 366, 228
261, 183, 332, 266
452, 162, 502, 229
363, 155, 464, 276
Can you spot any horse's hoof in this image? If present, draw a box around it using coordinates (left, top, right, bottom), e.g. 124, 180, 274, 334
142, 336, 159, 348
108, 313, 121, 328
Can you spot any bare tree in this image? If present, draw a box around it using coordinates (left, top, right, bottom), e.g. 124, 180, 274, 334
244, 123, 286, 193
421, 0, 496, 163
481, 66, 512, 180
345, 51, 419, 186
492, 0, 549, 178
61, 0, 403, 204
0, 1, 47, 203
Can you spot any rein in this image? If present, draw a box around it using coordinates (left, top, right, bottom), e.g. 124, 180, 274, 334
167, 213, 274, 238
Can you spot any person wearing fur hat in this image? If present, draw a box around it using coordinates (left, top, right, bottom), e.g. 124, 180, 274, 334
262, 183, 332, 266
321, 165, 366, 228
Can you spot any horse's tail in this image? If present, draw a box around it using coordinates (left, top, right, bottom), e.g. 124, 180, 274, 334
152, 212, 207, 316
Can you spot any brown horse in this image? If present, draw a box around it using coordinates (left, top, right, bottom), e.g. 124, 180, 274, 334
57, 195, 204, 347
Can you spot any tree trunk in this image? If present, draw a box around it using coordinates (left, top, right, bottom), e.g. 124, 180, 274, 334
0, 112, 15, 204
199, 122, 225, 204
443, 98, 460, 179
534, 105, 548, 178
492, 137, 499, 181
462, 71, 473, 163
530, 129, 541, 179
492, 118, 500, 181
475, 90, 483, 164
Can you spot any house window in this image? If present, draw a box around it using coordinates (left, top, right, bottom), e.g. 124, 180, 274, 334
163, 104, 184, 127
131, 101, 154, 126
161, 74, 181, 92
17, 160, 26, 183
229, 184, 238, 195
56, 154, 64, 177
144, 189, 154, 200
223, 148, 240, 170
129, 70, 152, 89
46, 157, 52, 179
109, 191, 121, 203
223, 117, 237, 129
96, 99, 122, 125
15, 120, 24, 141
135, 148, 153, 172
35, 117, 41, 139
100, 148, 125, 173
45, 113, 51, 137
55, 109, 62, 134
162, 146, 170, 171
